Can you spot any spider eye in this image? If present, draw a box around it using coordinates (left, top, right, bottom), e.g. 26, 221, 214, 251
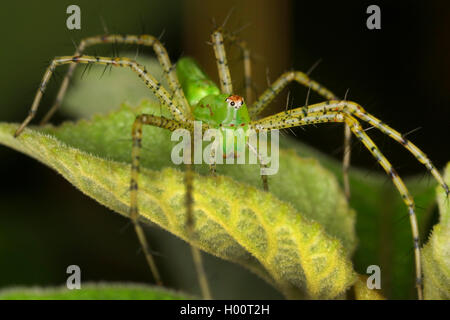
226, 95, 244, 109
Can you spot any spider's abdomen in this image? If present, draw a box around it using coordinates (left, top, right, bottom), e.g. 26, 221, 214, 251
176, 57, 220, 106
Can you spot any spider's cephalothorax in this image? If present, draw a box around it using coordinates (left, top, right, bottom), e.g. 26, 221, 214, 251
177, 57, 250, 130
13, 30, 449, 300
177, 57, 251, 158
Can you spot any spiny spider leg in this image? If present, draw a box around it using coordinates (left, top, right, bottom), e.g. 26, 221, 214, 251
184, 136, 213, 299
40, 34, 192, 125
262, 100, 449, 195
249, 70, 337, 118
14, 55, 212, 293
211, 30, 233, 94
214, 27, 253, 103
209, 148, 217, 177
248, 69, 353, 199
209, 29, 232, 180
131, 114, 212, 298
250, 110, 434, 299
130, 115, 184, 286
246, 141, 269, 191
14, 55, 191, 137
342, 123, 352, 199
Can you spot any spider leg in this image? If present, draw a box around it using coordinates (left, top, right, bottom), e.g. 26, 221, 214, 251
132, 114, 211, 298
131, 115, 185, 284
14, 55, 192, 137
40, 34, 192, 125
260, 165, 269, 191
184, 138, 212, 299
214, 28, 253, 103
211, 30, 233, 94
246, 141, 269, 191
343, 124, 352, 199
249, 70, 352, 199
249, 71, 337, 118
250, 111, 424, 299
344, 114, 423, 300
270, 101, 449, 196
209, 148, 217, 177
347, 102, 449, 195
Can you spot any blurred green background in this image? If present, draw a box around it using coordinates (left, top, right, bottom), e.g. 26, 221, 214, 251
0, 0, 449, 299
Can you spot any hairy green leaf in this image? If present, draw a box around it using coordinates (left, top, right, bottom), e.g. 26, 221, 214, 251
422, 163, 450, 299
0, 101, 356, 299
353, 275, 385, 300
279, 139, 439, 299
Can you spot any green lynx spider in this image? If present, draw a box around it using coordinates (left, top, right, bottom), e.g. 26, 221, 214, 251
14, 28, 449, 300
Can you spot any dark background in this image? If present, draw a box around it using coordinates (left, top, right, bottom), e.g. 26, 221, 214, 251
0, 0, 448, 299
